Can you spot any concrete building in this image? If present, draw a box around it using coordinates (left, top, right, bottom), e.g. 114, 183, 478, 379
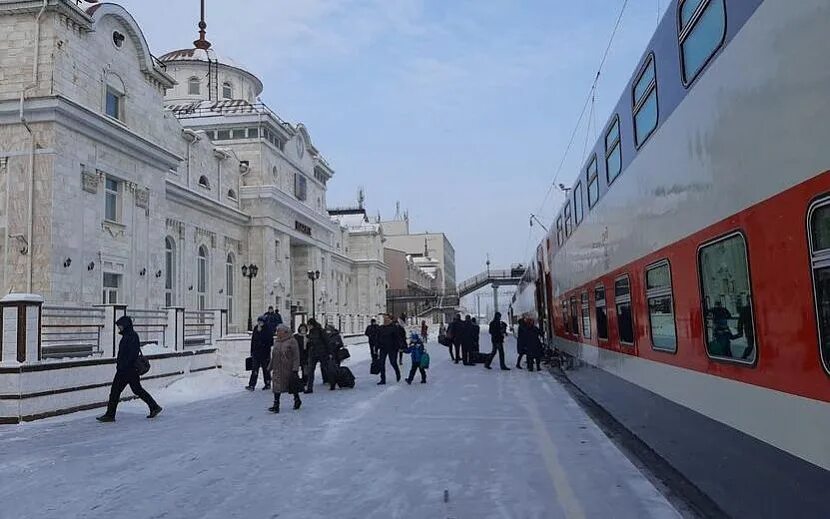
0, 0, 386, 333
380, 214, 456, 294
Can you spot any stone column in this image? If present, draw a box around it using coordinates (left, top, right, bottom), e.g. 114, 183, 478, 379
95, 304, 127, 358
0, 294, 43, 365
492, 285, 500, 317
164, 307, 185, 351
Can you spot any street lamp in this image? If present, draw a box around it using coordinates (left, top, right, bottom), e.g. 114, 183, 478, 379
307, 270, 320, 320
241, 263, 258, 331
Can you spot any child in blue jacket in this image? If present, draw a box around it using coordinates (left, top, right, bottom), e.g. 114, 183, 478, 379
404, 332, 427, 384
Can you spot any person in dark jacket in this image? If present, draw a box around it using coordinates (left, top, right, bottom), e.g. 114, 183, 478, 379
325, 324, 345, 391
294, 322, 308, 383
526, 317, 543, 372
485, 312, 510, 370
247, 316, 274, 390
461, 315, 475, 365
304, 319, 331, 393
264, 306, 283, 334
97, 316, 161, 422
516, 317, 528, 369
365, 318, 380, 359
471, 317, 481, 354
447, 314, 462, 363
376, 314, 402, 385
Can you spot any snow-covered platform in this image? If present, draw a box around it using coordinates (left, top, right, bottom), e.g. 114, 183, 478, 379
0, 337, 680, 519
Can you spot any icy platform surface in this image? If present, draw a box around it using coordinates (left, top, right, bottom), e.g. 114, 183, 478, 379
0, 338, 679, 519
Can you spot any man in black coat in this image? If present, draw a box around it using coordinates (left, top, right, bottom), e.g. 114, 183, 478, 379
447, 314, 462, 363
365, 318, 380, 359
304, 319, 331, 393
264, 305, 282, 334
376, 314, 402, 385
246, 316, 273, 390
461, 315, 476, 365
485, 312, 510, 370
97, 316, 162, 422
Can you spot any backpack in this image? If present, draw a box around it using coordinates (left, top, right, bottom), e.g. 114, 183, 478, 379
420, 351, 430, 369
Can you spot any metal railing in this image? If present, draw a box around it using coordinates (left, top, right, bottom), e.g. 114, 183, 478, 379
41, 305, 105, 359
130, 308, 168, 348
456, 267, 526, 297
184, 310, 214, 348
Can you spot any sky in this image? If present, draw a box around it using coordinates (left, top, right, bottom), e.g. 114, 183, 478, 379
117, 0, 669, 285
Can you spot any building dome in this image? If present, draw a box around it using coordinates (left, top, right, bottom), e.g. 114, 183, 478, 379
159, 47, 247, 76
159, 46, 264, 104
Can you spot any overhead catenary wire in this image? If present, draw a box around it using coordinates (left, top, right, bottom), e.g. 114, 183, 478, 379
533, 0, 631, 222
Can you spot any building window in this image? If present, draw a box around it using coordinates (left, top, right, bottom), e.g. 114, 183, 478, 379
699, 233, 756, 363
188, 77, 201, 95
227, 189, 237, 200
222, 82, 233, 99
272, 166, 278, 181
247, 128, 259, 139
595, 284, 608, 340
573, 182, 584, 225
165, 237, 176, 307
679, 0, 726, 84
105, 87, 123, 120
605, 116, 621, 184
102, 272, 121, 304
564, 202, 572, 237
556, 217, 563, 246
633, 56, 658, 148
217, 129, 230, 140
294, 173, 307, 201
104, 176, 120, 222
646, 261, 677, 352
615, 275, 634, 345
809, 200, 830, 373
198, 176, 210, 189
226, 253, 235, 324
569, 296, 579, 335
587, 156, 599, 208
197, 245, 208, 310
581, 292, 591, 340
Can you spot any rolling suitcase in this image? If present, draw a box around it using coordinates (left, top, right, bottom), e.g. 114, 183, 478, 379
337, 366, 355, 388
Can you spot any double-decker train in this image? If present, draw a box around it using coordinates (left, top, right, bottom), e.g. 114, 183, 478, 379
512, 0, 830, 515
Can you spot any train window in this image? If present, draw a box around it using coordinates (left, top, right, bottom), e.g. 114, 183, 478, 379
574, 182, 584, 225
587, 156, 599, 208
646, 261, 677, 352
615, 275, 634, 345
562, 299, 570, 334
679, 0, 726, 85
605, 117, 621, 184
564, 202, 572, 237
595, 285, 608, 340
581, 292, 592, 340
556, 217, 564, 246
570, 296, 579, 335
808, 201, 830, 373
633, 56, 658, 148
698, 233, 757, 364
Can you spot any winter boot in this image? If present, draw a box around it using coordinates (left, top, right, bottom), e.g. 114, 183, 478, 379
293, 394, 302, 410
147, 406, 163, 419
268, 395, 280, 414
96, 415, 115, 423
245, 385, 255, 391
405, 378, 412, 385
262, 384, 271, 390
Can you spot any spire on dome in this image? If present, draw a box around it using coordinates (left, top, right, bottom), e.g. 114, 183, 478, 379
193, 0, 211, 50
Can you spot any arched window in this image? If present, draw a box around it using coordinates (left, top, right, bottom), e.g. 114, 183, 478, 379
227, 189, 237, 200
272, 166, 278, 182
188, 77, 201, 95
222, 82, 233, 99
197, 245, 208, 310
226, 252, 235, 323
165, 237, 176, 307
198, 175, 210, 189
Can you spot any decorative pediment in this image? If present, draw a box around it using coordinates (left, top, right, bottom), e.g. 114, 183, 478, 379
195, 227, 217, 248
134, 187, 150, 210
81, 164, 99, 193
165, 218, 185, 239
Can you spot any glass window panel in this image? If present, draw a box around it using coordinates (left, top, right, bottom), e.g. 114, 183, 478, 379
634, 60, 655, 105
648, 295, 676, 351
698, 234, 756, 362
106, 90, 120, 119
813, 268, 830, 370
811, 205, 830, 251
581, 292, 592, 340
596, 305, 608, 340
606, 143, 622, 183
556, 217, 563, 246
605, 119, 619, 151
574, 183, 584, 225
570, 297, 579, 334
617, 302, 634, 344
217, 130, 230, 140
680, 0, 705, 30
248, 128, 259, 138
615, 277, 630, 298
634, 92, 658, 146
594, 286, 605, 303
564, 202, 572, 236
647, 264, 671, 290
188, 78, 200, 95
588, 177, 599, 207
562, 300, 570, 334
681, 0, 725, 83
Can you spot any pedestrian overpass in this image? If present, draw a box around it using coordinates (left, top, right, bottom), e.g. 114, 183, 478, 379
456, 264, 526, 312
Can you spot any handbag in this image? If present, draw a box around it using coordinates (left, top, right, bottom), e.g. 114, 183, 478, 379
420, 351, 430, 369
335, 347, 351, 363
135, 350, 151, 376
245, 356, 253, 371
370, 357, 381, 375
288, 371, 302, 394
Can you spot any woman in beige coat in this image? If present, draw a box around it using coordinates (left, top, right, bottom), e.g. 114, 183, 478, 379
268, 324, 302, 413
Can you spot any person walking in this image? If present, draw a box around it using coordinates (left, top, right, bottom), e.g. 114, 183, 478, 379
461, 315, 475, 365
448, 314, 462, 363
376, 314, 402, 385
264, 305, 282, 334
526, 317, 543, 372
485, 312, 510, 370
246, 316, 273, 390
294, 322, 308, 383
516, 316, 528, 369
268, 324, 302, 413
404, 332, 427, 384
365, 318, 380, 359
304, 319, 331, 394
421, 320, 429, 343
96, 316, 161, 422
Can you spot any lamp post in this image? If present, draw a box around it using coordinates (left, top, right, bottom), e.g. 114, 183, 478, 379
307, 269, 320, 320
242, 263, 258, 331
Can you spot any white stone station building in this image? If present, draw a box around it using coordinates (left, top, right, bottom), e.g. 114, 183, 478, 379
0, 0, 386, 422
